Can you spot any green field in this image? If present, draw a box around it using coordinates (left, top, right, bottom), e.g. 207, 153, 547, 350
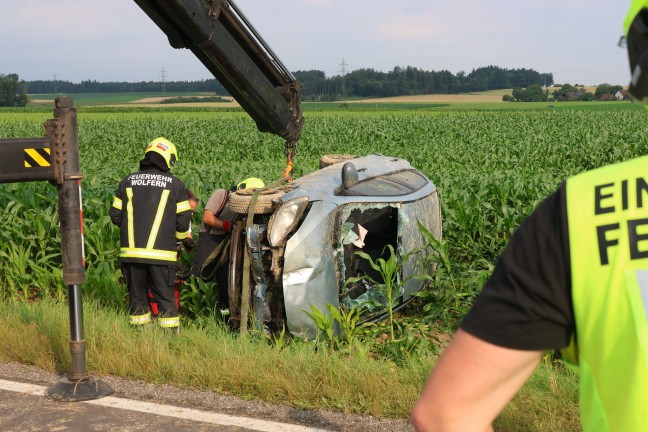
1, 104, 645, 318
1, 102, 644, 429
28, 92, 215, 106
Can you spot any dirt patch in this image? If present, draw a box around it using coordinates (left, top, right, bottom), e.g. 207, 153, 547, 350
130, 96, 236, 104
106, 102, 241, 108
132, 96, 173, 103
355, 93, 506, 103
119, 95, 239, 108
356, 87, 606, 104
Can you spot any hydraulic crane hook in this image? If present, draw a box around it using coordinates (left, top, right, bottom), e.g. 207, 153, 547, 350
282, 139, 296, 182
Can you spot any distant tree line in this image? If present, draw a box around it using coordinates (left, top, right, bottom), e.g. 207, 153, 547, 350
20, 65, 553, 102
502, 83, 626, 103
294, 65, 553, 101
2, 68, 628, 107
25, 78, 228, 95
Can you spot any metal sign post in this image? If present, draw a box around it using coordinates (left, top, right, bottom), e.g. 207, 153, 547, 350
0, 97, 112, 401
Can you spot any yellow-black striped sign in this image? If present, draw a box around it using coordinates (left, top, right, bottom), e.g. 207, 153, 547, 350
24, 147, 51, 168
1, 137, 54, 183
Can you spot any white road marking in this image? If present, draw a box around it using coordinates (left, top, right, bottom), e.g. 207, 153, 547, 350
0, 379, 331, 432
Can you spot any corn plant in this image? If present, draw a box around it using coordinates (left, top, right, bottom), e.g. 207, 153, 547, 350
346, 244, 430, 341
304, 303, 366, 351
1, 107, 646, 332
375, 326, 431, 367
268, 324, 288, 351
178, 276, 217, 318
304, 304, 337, 348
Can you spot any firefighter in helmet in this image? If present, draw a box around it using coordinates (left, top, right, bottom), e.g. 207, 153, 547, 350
110, 137, 192, 330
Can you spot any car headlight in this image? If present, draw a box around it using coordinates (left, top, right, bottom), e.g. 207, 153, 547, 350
268, 196, 309, 246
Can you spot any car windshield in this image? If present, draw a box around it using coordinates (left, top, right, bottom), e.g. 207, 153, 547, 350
337, 169, 428, 196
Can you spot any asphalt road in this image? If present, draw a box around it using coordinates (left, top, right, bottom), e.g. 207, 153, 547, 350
0, 383, 256, 431
0, 362, 414, 432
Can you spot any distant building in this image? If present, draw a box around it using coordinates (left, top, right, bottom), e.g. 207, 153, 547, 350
615, 90, 630, 101
598, 93, 615, 101
563, 92, 584, 100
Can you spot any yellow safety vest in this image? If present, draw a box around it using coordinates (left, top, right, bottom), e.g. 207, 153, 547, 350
565, 155, 648, 431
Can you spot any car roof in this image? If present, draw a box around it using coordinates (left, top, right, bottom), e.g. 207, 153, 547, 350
281, 154, 436, 204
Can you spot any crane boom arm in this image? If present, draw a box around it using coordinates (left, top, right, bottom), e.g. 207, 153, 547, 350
133, 0, 303, 146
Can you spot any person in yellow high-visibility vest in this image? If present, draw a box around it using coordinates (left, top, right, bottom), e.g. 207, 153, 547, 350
412, 3, 648, 431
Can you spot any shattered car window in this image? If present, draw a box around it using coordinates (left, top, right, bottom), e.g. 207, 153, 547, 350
338, 206, 399, 318
338, 170, 428, 196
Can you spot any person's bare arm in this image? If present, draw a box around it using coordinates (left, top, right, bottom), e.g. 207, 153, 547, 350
202, 210, 229, 231
411, 329, 543, 432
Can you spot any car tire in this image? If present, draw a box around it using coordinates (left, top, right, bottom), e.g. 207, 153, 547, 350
319, 154, 359, 169
228, 188, 285, 214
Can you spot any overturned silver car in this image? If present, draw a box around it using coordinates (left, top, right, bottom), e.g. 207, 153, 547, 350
227, 154, 442, 339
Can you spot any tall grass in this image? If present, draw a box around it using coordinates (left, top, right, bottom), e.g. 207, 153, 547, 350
496, 356, 580, 431
0, 300, 421, 416
0, 299, 580, 429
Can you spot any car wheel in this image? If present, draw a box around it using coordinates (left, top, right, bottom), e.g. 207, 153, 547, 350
319, 154, 359, 169
228, 188, 285, 214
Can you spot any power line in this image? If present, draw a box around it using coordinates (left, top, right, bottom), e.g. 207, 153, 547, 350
338, 58, 348, 98
159, 67, 167, 92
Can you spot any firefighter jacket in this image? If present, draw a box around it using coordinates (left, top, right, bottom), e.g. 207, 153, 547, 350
564, 154, 648, 432
109, 167, 192, 264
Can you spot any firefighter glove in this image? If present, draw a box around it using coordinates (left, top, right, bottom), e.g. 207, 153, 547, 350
182, 237, 195, 251
222, 220, 231, 233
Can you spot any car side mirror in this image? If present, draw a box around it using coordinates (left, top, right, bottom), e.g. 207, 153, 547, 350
341, 162, 358, 189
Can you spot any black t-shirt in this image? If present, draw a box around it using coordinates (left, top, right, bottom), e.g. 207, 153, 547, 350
460, 182, 575, 351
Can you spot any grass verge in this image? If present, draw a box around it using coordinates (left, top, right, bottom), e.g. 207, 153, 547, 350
0, 299, 580, 429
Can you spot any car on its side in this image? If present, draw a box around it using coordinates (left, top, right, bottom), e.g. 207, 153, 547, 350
226, 154, 442, 339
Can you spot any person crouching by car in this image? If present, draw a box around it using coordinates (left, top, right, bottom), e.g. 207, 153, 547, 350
190, 177, 265, 310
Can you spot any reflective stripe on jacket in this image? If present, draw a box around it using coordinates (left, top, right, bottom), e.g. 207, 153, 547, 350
109, 167, 191, 264
565, 155, 648, 431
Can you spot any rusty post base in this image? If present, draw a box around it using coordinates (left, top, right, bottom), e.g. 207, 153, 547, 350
46, 375, 113, 402
46, 339, 113, 401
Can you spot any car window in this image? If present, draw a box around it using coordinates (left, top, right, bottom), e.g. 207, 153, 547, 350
337, 170, 429, 196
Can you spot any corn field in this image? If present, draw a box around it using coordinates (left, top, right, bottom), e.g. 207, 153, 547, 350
1, 107, 647, 319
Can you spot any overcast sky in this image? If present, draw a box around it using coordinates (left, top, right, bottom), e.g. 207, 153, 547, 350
0, 0, 630, 88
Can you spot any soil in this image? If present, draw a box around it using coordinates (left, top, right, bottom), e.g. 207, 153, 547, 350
131, 96, 236, 104
353, 93, 506, 103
